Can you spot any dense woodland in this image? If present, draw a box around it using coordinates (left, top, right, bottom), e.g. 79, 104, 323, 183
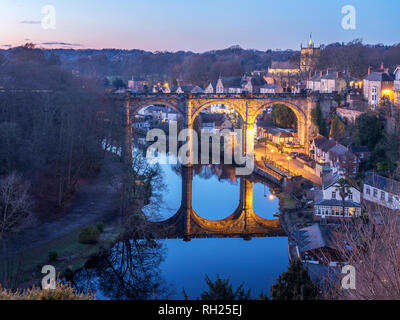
0, 45, 122, 232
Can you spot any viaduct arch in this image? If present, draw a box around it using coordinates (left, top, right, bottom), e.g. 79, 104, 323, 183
124, 93, 319, 166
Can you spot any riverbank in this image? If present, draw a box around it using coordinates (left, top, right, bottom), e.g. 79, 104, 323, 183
0, 154, 124, 288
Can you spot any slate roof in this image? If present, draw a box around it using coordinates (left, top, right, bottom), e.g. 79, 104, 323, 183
259, 84, 278, 89
329, 144, 350, 156
315, 199, 361, 208
322, 171, 360, 191
293, 224, 337, 253
320, 140, 337, 153
364, 72, 394, 82
221, 76, 243, 88
313, 135, 329, 148
309, 74, 322, 81
350, 146, 369, 153
364, 174, 400, 195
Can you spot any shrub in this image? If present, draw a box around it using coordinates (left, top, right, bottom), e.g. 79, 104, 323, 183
78, 226, 100, 244
95, 222, 104, 233
48, 251, 58, 262
0, 281, 95, 300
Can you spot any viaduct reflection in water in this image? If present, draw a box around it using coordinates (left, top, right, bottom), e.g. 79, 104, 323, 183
152, 166, 286, 241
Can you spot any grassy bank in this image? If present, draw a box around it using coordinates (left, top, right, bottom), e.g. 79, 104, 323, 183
1, 220, 121, 289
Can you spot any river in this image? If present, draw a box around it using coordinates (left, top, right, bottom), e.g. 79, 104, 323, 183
72, 155, 289, 300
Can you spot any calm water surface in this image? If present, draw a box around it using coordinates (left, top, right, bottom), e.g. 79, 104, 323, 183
73, 157, 289, 300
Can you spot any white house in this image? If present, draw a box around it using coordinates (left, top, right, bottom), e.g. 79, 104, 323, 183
319, 70, 347, 93
307, 72, 321, 92
204, 82, 216, 94
216, 77, 225, 93
363, 66, 394, 107
363, 174, 400, 211
314, 172, 361, 219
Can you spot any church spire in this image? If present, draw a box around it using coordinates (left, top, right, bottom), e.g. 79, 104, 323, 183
309, 33, 313, 48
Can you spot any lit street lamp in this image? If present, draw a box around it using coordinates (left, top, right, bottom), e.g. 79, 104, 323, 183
286, 156, 292, 173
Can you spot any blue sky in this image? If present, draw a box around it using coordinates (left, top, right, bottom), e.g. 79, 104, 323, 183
0, 0, 399, 52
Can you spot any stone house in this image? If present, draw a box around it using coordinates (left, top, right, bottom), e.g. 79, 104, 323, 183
363, 65, 394, 107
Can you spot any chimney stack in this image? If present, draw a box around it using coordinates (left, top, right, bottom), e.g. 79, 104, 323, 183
380, 62, 385, 70
368, 66, 372, 75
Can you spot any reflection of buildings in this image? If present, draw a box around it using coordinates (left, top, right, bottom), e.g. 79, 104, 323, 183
152, 166, 284, 241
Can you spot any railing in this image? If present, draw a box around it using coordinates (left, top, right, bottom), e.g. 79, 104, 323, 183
128, 92, 327, 100
261, 156, 299, 177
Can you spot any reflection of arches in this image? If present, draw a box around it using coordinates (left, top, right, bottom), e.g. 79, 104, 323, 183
152, 166, 284, 241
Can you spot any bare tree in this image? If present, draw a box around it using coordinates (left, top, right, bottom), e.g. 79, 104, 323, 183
325, 204, 400, 300
0, 173, 34, 239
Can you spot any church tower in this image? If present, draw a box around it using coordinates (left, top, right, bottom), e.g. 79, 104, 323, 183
300, 34, 320, 73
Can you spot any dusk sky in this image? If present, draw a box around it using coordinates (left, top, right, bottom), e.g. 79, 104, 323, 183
1, 0, 399, 52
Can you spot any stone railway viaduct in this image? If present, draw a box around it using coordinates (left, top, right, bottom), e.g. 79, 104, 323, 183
123, 92, 321, 165
121, 92, 329, 240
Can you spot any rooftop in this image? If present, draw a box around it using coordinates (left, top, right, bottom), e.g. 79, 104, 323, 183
364, 174, 400, 195
364, 72, 394, 82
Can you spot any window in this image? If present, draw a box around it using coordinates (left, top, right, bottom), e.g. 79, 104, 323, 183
360, 153, 364, 159
332, 192, 337, 199
366, 187, 371, 195
389, 195, 394, 204
372, 86, 378, 102
373, 189, 378, 197
381, 191, 386, 201
348, 193, 353, 200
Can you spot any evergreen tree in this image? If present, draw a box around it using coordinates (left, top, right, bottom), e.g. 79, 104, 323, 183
199, 275, 250, 300
270, 260, 318, 300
